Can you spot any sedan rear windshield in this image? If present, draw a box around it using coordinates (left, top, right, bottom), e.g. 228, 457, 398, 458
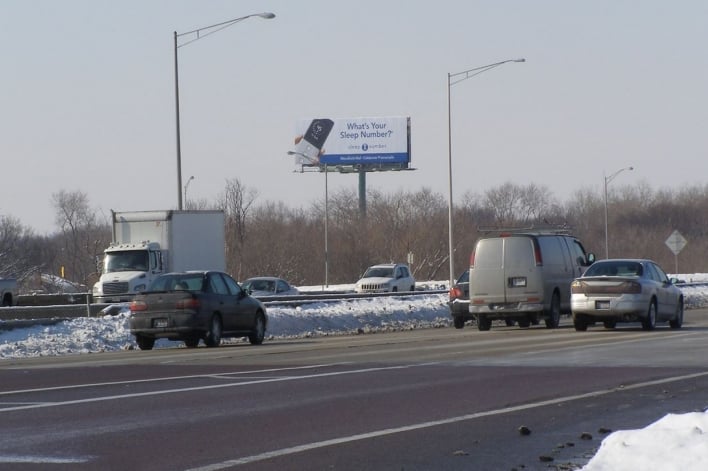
149, 274, 204, 291
584, 262, 643, 277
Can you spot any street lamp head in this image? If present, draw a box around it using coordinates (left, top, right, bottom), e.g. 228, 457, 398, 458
257, 12, 276, 19
628, 166, 634, 171
513, 58, 526, 62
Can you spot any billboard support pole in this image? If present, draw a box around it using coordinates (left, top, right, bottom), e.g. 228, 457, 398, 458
358, 169, 366, 218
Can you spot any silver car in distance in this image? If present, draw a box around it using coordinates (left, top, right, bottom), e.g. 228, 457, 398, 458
570, 259, 683, 331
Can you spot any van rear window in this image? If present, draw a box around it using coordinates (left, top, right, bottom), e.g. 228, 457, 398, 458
474, 239, 503, 268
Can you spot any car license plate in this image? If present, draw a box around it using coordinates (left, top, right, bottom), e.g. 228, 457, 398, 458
595, 300, 610, 310
154, 318, 168, 328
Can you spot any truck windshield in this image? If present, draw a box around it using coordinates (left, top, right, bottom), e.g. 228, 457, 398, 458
104, 250, 149, 273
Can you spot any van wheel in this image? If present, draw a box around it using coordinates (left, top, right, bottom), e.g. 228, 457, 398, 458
603, 320, 617, 329
545, 293, 561, 329
453, 316, 465, 329
517, 318, 531, 328
477, 315, 492, 331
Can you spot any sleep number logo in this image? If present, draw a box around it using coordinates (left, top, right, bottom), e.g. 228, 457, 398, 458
362, 143, 369, 151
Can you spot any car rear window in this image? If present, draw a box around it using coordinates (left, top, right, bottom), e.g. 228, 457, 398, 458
149, 274, 204, 291
585, 262, 643, 277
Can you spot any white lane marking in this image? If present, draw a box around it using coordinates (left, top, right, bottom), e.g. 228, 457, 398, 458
0, 455, 90, 463
0, 363, 348, 397
0, 363, 436, 413
184, 370, 708, 471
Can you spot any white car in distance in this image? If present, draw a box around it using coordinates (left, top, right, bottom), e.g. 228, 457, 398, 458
354, 263, 416, 293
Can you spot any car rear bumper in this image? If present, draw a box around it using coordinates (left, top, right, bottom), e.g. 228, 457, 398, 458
571, 296, 646, 319
130, 312, 205, 338
469, 302, 544, 315
448, 300, 471, 318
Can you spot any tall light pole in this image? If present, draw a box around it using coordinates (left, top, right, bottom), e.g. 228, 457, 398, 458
174, 12, 275, 210
447, 58, 525, 287
183, 175, 194, 209
287, 151, 329, 287
604, 166, 634, 259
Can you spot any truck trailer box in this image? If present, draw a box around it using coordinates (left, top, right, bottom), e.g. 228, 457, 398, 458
93, 210, 226, 303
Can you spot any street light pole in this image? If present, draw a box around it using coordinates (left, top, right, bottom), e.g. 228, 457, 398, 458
603, 166, 634, 259
183, 175, 194, 209
446, 58, 525, 287
174, 12, 275, 210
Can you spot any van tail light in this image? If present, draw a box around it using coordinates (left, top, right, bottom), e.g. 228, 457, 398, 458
175, 297, 201, 310
532, 239, 543, 266
130, 300, 147, 312
469, 249, 476, 269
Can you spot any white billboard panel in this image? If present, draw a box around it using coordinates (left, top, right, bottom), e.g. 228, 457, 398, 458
293, 116, 410, 167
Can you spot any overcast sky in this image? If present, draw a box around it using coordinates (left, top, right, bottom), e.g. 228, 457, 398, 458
2, 1, 707, 234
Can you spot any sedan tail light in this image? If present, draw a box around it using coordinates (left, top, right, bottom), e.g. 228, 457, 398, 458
449, 286, 463, 300
622, 281, 642, 294
175, 297, 201, 310
129, 300, 147, 312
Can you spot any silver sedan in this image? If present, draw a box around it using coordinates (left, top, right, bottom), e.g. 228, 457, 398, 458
570, 259, 683, 331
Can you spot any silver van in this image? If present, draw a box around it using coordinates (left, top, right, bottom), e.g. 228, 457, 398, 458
468, 229, 594, 330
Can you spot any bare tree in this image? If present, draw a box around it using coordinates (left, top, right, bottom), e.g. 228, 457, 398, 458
218, 178, 258, 280
51, 190, 110, 287
0, 215, 38, 280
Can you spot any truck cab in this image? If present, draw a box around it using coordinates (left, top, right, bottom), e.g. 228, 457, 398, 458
92, 241, 164, 303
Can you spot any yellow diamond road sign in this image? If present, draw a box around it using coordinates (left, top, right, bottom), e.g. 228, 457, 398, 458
665, 230, 687, 255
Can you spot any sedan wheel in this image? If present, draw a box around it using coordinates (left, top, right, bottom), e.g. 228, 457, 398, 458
204, 315, 223, 347
641, 301, 657, 331
669, 300, 684, 329
453, 316, 465, 329
135, 335, 155, 351
248, 313, 266, 345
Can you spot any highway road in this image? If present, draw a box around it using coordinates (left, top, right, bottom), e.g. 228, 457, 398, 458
1, 311, 708, 470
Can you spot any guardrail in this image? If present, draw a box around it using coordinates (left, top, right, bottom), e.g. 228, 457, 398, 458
0, 290, 448, 328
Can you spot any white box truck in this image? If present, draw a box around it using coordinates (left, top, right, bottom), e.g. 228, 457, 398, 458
92, 210, 226, 303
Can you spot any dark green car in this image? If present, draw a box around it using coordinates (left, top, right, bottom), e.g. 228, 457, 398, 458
129, 271, 267, 350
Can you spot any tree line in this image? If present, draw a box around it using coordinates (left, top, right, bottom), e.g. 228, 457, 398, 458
2, 179, 707, 293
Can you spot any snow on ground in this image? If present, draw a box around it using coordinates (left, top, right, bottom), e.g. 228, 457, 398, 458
1, 277, 708, 470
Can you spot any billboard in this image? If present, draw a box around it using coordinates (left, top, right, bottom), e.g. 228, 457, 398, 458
293, 116, 411, 168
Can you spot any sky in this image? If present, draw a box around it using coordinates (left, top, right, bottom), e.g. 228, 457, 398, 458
2, 279, 708, 469
2, 1, 707, 234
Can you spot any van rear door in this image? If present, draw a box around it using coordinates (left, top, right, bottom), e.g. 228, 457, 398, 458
503, 236, 542, 303
471, 236, 540, 306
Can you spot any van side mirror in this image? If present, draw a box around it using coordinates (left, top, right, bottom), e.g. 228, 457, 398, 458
585, 253, 596, 265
